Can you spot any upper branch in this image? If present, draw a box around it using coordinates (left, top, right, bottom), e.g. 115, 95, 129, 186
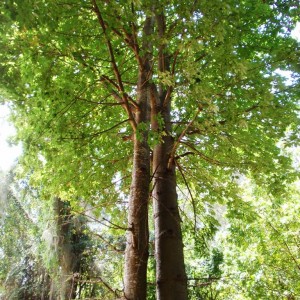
168, 107, 202, 169
91, 0, 137, 131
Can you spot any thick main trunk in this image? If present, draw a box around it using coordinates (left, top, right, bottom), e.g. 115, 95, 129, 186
123, 14, 154, 299
124, 135, 150, 300
152, 135, 188, 300
124, 77, 151, 299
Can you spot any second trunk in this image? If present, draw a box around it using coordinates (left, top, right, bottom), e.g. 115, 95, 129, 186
152, 115, 188, 300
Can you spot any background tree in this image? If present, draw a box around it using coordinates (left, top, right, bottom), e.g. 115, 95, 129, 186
50, 197, 94, 300
0, 167, 127, 299
0, 170, 51, 299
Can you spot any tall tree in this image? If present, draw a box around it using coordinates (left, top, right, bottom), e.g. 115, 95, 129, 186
1, 1, 299, 299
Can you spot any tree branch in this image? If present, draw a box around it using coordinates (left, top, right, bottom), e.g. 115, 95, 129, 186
60, 119, 130, 140
91, 232, 124, 253
91, 0, 137, 131
168, 107, 201, 169
266, 220, 300, 272
180, 141, 228, 166
175, 160, 197, 233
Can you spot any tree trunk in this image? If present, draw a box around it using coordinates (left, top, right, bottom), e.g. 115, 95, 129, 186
152, 115, 188, 300
123, 15, 154, 300
53, 197, 79, 300
123, 75, 150, 300
124, 133, 150, 300
151, 10, 188, 300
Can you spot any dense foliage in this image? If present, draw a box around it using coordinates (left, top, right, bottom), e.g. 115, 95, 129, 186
0, 0, 299, 299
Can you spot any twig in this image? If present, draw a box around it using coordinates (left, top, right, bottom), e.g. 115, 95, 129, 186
75, 276, 118, 296
175, 160, 197, 233
180, 141, 227, 166
92, 232, 124, 253
60, 119, 130, 140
